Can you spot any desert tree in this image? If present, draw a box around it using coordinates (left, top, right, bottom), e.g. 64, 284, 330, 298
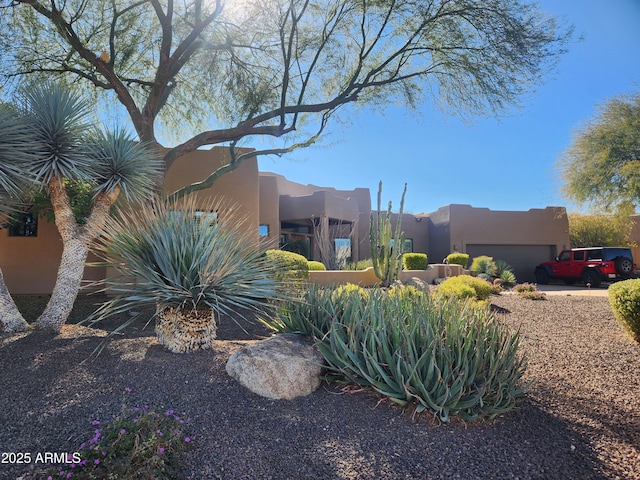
0, 84, 162, 333
0, 0, 572, 199
559, 91, 640, 210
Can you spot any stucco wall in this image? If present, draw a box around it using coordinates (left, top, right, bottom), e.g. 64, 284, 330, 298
164, 147, 259, 241
0, 217, 105, 295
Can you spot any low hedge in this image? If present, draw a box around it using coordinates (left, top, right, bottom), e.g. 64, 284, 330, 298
265, 249, 309, 282
435, 275, 492, 302
608, 279, 640, 342
403, 253, 427, 270
445, 253, 469, 269
307, 261, 326, 271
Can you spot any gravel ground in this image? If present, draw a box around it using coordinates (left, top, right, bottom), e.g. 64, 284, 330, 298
1, 294, 639, 480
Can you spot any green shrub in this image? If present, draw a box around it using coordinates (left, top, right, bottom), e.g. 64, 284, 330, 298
435, 275, 492, 302
500, 270, 517, 287
518, 291, 547, 300
402, 253, 428, 270
307, 260, 326, 271
445, 253, 469, 269
265, 249, 309, 282
387, 284, 427, 303
608, 279, 640, 342
316, 290, 527, 422
261, 283, 336, 337
470, 255, 497, 277
331, 283, 370, 303
344, 259, 373, 270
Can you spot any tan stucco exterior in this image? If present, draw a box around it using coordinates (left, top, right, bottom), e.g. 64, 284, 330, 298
0, 148, 574, 293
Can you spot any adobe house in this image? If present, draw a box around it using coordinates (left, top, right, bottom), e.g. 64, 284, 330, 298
0, 147, 570, 293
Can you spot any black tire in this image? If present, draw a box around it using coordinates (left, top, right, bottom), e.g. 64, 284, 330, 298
614, 256, 634, 275
535, 269, 550, 285
582, 269, 602, 288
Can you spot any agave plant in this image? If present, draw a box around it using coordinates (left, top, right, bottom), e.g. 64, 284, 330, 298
91, 196, 279, 353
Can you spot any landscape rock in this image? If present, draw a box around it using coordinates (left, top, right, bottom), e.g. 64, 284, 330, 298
401, 276, 430, 292
226, 333, 325, 400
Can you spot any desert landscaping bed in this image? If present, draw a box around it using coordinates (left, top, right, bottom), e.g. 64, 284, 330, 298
1, 294, 639, 479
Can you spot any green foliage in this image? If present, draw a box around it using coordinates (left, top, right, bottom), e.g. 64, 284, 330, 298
343, 259, 373, 271
568, 207, 635, 248
90, 196, 278, 321
499, 270, 517, 287
37, 388, 190, 479
314, 290, 527, 422
560, 92, 640, 210
436, 275, 492, 302
387, 284, 427, 302
370, 181, 407, 287
281, 238, 310, 259
445, 253, 470, 269
265, 249, 309, 282
307, 260, 326, 271
608, 279, 640, 342
495, 260, 517, 286
331, 283, 370, 303
1, 1, 572, 200
260, 283, 335, 338
403, 253, 428, 270
470, 256, 497, 277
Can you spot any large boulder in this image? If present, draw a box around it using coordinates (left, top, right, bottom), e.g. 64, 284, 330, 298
226, 333, 325, 400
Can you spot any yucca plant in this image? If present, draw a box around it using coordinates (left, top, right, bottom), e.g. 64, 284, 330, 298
91, 196, 279, 353
470, 255, 497, 277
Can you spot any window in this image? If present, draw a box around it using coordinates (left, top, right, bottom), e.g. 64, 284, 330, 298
259, 224, 269, 237
195, 210, 218, 225
574, 251, 585, 261
8, 212, 38, 237
389, 238, 413, 252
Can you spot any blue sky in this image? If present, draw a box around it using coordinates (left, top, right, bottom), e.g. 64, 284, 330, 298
257, 0, 640, 215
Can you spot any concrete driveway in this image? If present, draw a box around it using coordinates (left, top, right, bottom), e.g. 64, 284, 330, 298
534, 283, 611, 297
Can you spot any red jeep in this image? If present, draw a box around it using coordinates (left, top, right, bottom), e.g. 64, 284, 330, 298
534, 247, 636, 288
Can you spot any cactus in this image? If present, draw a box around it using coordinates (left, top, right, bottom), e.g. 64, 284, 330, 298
370, 181, 407, 287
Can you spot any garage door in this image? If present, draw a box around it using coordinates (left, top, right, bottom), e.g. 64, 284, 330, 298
465, 245, 557, 283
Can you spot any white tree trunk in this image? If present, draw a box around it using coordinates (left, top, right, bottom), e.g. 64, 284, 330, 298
0, 268, 30, 333
34, 181, 118, 332
34, 237, 89, 331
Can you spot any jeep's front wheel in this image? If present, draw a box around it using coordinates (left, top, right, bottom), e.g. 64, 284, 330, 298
614, 256, 634, 275
535, 269, 550, 285
582, 269, 602, 288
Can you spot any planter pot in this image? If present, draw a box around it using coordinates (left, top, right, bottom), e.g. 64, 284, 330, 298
155, 304, 217, 353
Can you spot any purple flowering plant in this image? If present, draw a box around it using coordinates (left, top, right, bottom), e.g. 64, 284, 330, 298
37, 388, 191, 479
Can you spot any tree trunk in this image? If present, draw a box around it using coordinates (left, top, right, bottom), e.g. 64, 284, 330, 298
155, 304, 217, 353
0, 268, 30, 333
34, 181, 119, 332
34, 237, 90, 332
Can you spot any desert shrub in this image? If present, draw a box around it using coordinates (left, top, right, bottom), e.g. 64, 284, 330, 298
470, 255, 497, 277
608, 279, 640, 342
36, 388, 190, 479
307, 260, 326, 271
261, 283, 336, 337
500, 270, 517, 287
387, 284, 427, 302
514, 283, 537, 293
343, 259, 374, 270
514, 283, 546, 300
402, 253, 428, 270
316, 290, 527, 422
490, 284, 503, 295
435, 275, 492, 302
265, 249, 309, 282
445, 253, 469, 269
331, 283, 370, 303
